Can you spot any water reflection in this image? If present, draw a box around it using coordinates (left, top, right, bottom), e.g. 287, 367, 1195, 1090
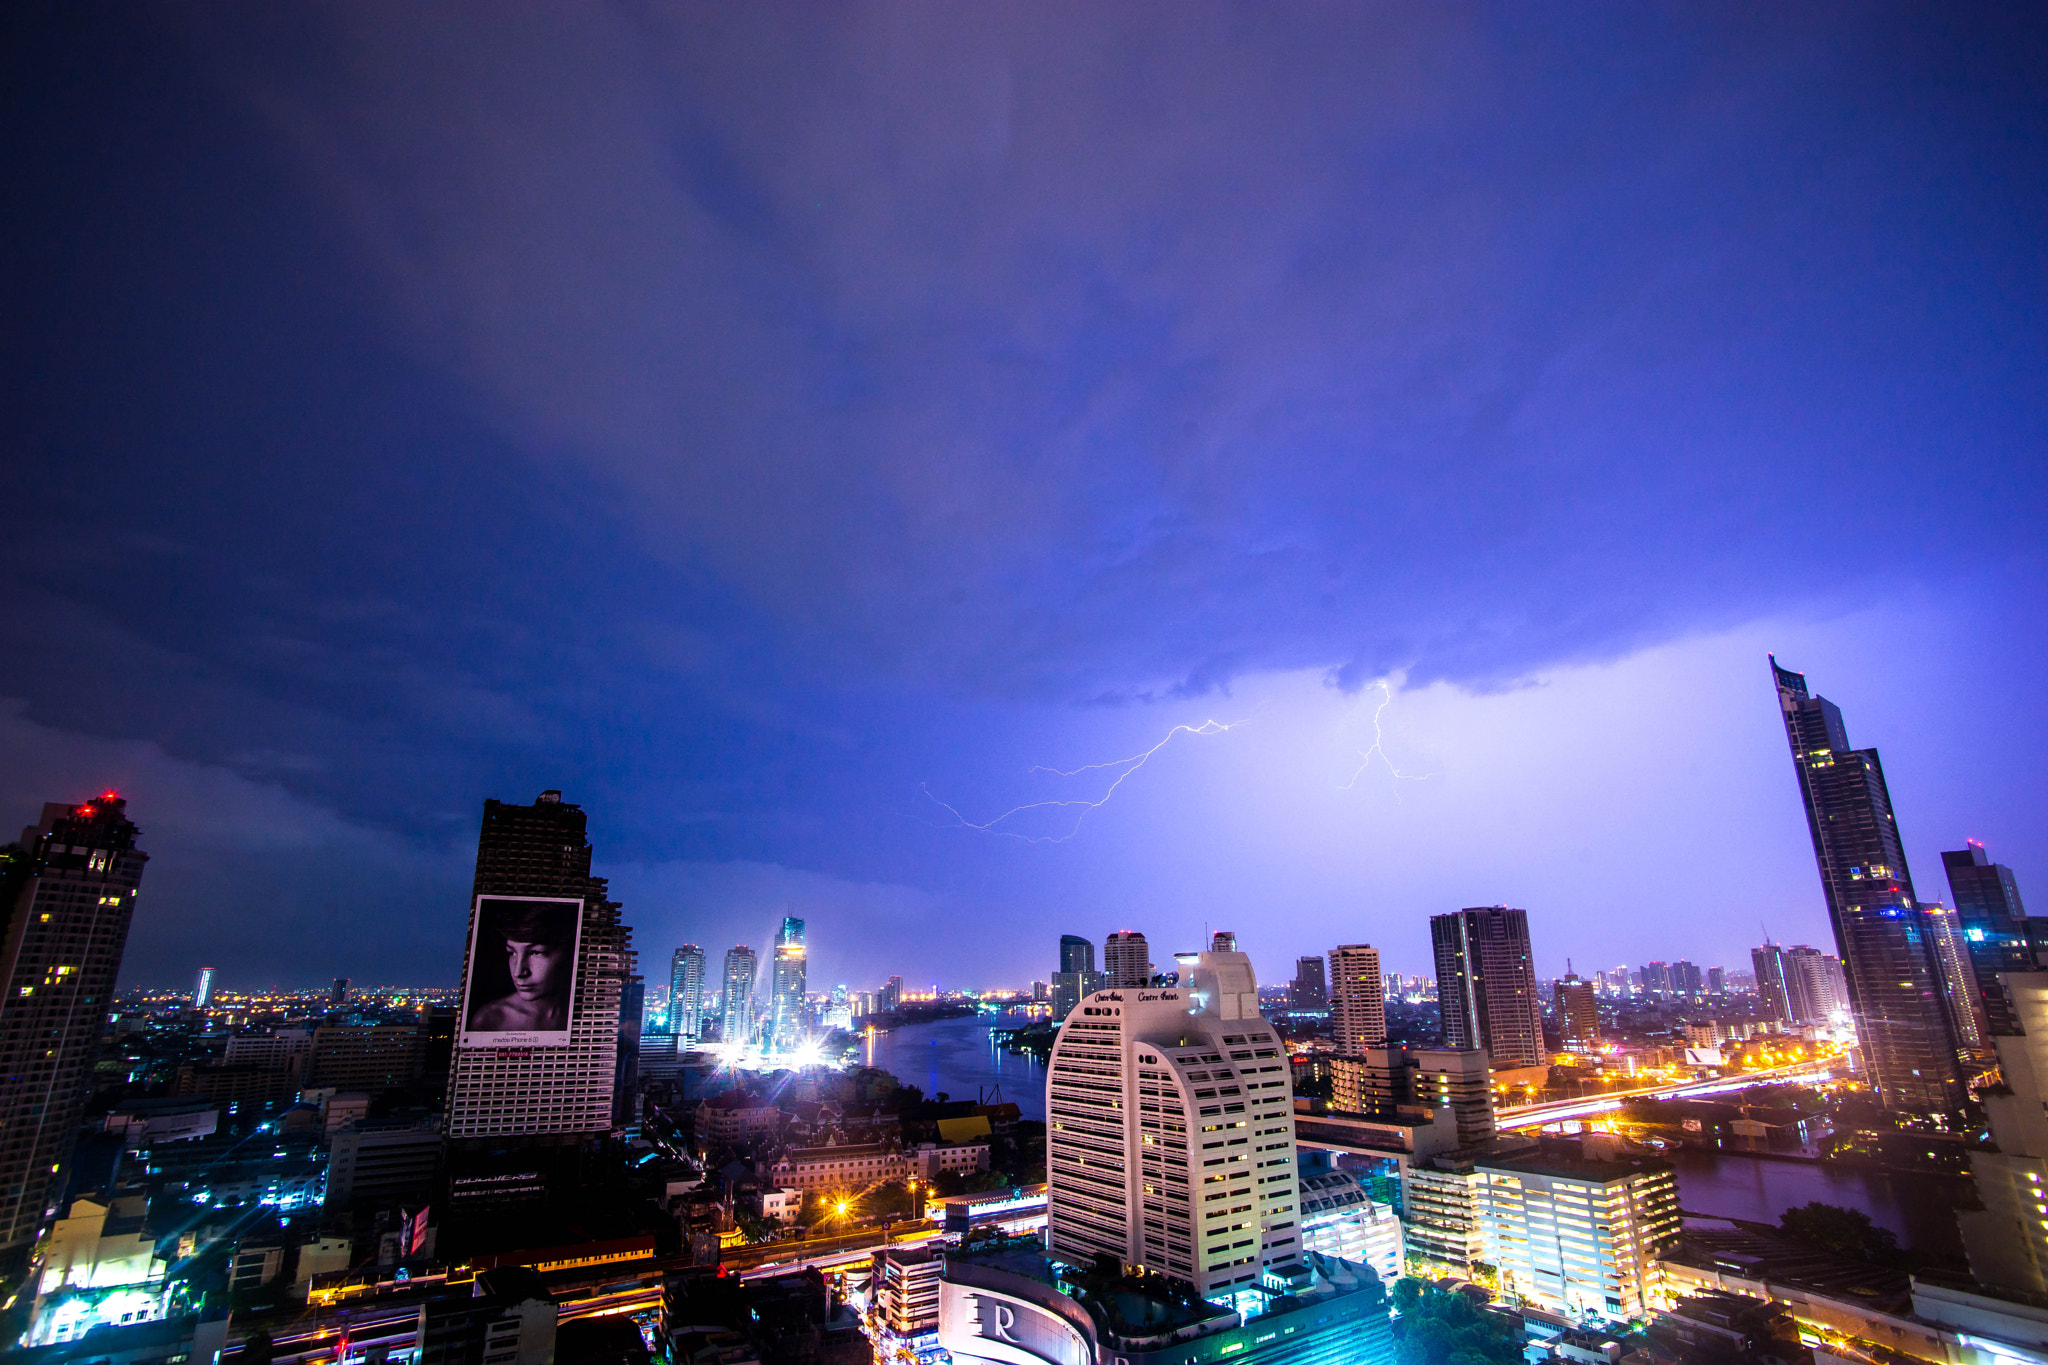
1667, 1148, 1971, 1257
858, 1008, 1047, 1120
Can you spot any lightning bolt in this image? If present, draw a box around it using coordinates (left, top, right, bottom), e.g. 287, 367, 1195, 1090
1340, 681, 1429, 789
925, 718, 1246, 843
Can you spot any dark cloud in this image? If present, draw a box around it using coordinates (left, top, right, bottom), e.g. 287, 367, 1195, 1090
1, 4, 2043, 985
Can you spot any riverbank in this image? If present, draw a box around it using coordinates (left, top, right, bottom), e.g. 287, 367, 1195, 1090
859, 1009, 1047, 1120
1666, 1148, 1973, 1259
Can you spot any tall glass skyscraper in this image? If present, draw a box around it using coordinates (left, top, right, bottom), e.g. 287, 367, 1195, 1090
1770, 657, 1965, 1119
722, 945, 758, 1046
769, 916, 806, 1051
1431, 906, 1544, 1067
670, 944, 706, 1041
1944, 841, 2034, 1038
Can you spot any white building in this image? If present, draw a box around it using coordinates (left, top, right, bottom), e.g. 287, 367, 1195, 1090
1046, 949, 1301, 1296
1473, 1148, 1680, 1319
1298, 1169, 1401, 1285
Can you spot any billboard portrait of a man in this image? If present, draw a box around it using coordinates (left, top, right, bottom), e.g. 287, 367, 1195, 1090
460, 895, 581, 1045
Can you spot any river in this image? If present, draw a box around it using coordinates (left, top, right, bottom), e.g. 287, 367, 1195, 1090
854, 1015, 1971, 1254
1666, 1148, 1972, 1257
859, 1009, 1047, 1120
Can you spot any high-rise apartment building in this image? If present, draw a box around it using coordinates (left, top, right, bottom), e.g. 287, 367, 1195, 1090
0, 795, 148, 1256
1292, 956, 1328, 1011
446, 792, 633, 1145
879, 975, 903, 1014
1670, 961, 1703, 997
769, 916, 806, 1052
1432, 907, 1544, 1068
1210, 930, 1237, 952
1944, 842, 2033, 1038
1046, 950, 1300, 1295
1752, 943, 1793, 1023
1327, 945, 1387, 1058
721, 947, 758, 1047
1554, 969, 1599, 1051
1103, 931, 1152, 989
669, 945, 706, 1041
1639, 962, 1672, 998
1771, 657, 1965, 1118
1707, 966, 1727, 994
331, 977, 350, 1004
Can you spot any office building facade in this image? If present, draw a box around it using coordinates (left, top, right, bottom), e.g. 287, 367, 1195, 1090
1920, 907, 1985, 1052
1291, 956, 1327, 1011
1327, 944, 1387, 1058
1554, 970, 1599, 1051
1103, 931, 1152, 989
445, 791, 633, 1142
669, 945, 706, 1041
1432, 907, 1545, 1067
1771, 657, 1965, 1118
1944, 842, 2034, 1039
721, 947, 758, 1047
0, 796, 148, 1255
1751, 944, 1793, 1023
768, 916, 806, 1052
1046, 950, 1300, 1295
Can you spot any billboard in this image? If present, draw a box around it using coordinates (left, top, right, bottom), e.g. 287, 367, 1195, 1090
459, 895, 583, 1047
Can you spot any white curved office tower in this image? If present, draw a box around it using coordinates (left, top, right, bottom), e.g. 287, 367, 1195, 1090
1046, 949, 1300, 1296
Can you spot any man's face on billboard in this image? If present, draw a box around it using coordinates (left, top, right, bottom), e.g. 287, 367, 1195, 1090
505, 937, 568, 998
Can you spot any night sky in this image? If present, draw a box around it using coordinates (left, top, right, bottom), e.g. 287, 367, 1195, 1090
4, 5, 2045, 993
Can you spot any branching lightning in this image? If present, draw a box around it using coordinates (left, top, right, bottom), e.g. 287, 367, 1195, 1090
1340, 681, 1430, 789
924, 718, 1246, 843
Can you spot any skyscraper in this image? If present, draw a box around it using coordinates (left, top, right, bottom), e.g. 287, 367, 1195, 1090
1554, 968, 1599, 1051
1328, 945, 1387, 1058
446, 792, 634, 1147
1770, 657, 1965, 1118
331, 977, 350, 1004
1046, 949, 1300, 1295
1059, 934, 1095, 976
1922, 905, 1986, 1052
1052, 934, 1096, 1024
1752, 943, 1793, 1023
1104, 930, 1152, 988
1944, 841, 2034, 1038
669, 945, 706, 1041
193, 966, 216, 1010
0, 795, 147, 1256
1210, 930, 1237, 952
1292, 955, 1328, 1011
722, 947, 758, 1046
1431, 907, 1544, 1068
1780, 945, 1848, 1025
769, 916, 806, 1051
